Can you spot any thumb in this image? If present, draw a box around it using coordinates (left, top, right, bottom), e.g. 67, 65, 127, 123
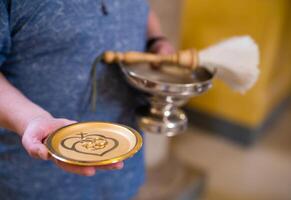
22, 136, 49, 160
40, 119, 77, 160
35, 143, 50, 160
22, 118, 77, 161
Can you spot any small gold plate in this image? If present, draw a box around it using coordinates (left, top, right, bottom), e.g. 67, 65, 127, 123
45, 122, 143, 166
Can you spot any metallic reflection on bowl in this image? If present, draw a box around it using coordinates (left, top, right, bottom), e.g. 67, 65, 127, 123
121, 64, 215, 137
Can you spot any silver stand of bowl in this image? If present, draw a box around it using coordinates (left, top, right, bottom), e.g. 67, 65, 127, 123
121, 64, 215, 137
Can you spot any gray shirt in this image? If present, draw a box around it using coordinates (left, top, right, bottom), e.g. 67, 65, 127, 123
0, 0, 149, 199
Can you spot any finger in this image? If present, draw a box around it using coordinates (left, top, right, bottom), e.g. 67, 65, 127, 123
52, 159, 96, 176
58, 119, 78, 125
45, 119, 77, 136
156, 44, 175, 55
151, 41, 174, 53
95, 162, 124, 170
159, 48, 173, 55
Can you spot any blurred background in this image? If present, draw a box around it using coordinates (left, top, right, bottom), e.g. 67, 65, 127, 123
135, 0, 291, 200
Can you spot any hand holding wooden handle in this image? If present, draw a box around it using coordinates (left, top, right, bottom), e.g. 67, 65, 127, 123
103, 49, 199, 70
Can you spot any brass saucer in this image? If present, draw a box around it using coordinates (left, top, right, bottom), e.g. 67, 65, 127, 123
45, 122, 142, 166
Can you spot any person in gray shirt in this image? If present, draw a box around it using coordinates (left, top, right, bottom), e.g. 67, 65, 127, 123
0, 0, 174, 199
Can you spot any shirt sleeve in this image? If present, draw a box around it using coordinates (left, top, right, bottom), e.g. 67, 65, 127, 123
0, 0, 11, 69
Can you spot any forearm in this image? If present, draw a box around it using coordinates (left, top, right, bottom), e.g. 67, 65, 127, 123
0, 73, 51, 136
147, 9, 164, 38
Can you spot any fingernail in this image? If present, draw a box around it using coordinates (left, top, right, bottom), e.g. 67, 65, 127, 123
115, 163, 124, 170
37, 149, 43, 159
85, 169, 96, 176
37, 148, 47, 160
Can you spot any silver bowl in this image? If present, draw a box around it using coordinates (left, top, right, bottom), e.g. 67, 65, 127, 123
121, 64, 215, 137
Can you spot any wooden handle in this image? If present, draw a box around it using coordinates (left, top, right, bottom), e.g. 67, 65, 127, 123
103, 49, 198, 70
103, 51, 162, 65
